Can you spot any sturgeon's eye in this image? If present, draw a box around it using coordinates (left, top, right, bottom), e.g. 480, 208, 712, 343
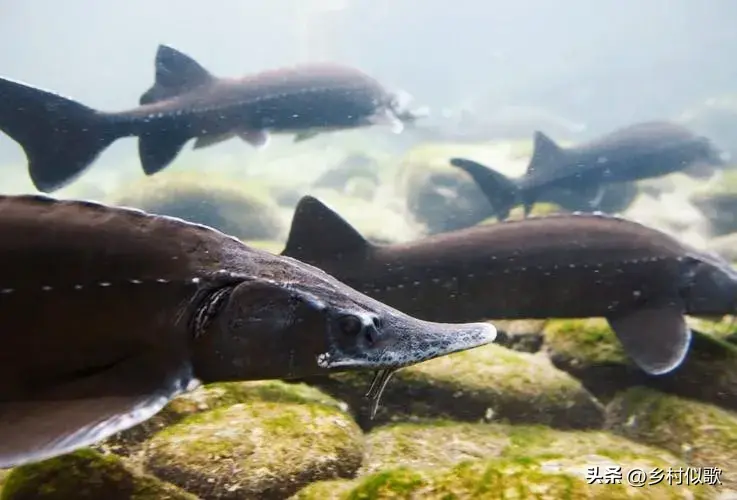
337, 314, 364, 336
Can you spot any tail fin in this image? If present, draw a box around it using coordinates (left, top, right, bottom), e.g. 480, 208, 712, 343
0, 77, 118, 192
449, 158, 520, 221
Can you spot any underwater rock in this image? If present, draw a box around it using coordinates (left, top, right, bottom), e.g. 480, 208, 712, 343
492, 319, 548, 353
294, 423, 714, 499
606, 387, 737, 489
0, 449, 195, 500
311, 152, 380, 192
308, 344, 604, 431
107, 171, 284, 240
691, 171, 737, 236
396, 143, 514, 234
142, 383, 363, 500
99, 380, 347, 459
543, 318, 737, 412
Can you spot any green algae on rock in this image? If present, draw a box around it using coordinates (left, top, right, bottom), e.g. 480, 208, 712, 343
543, 319, 737, 412
101, 380, 347, 458
690, 170, 737, 236
295, 454, 713, 500
310, 344, 604, 430
143, 392, 364, 499
106, 171, 284, 240
0, 448, 195, 500
358, 420, 696, 478
396, 142, 504, 234
605, 387, 737, 489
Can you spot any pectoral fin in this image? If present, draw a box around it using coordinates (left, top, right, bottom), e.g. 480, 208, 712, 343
607, 304, 692, 376
193, 132, 237, 150
294, 130, 321, 143
0, 350, 197, 468
237, 129, 270, 148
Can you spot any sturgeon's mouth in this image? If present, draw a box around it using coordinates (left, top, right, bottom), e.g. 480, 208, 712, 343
318, 320, 497, 418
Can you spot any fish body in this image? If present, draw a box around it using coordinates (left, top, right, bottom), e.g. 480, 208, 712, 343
282, 195, 737, 378
450, 121, 726, 220
0, 194, 495, 468
0, 44, 421, 193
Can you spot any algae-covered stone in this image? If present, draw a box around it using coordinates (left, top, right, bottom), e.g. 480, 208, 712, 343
606, 387, 737, 489
106, 171, 284, 240
312, 344, 604, 430
396, 142, 521, 234
289, 479, 354, 500
543, 318, 737, 412
297, 455, 713, 499
0, 449, 195, 500
0, 471, 8, 497
296, 421, 716, 498
691, 170, 737, 236
359, 420, 695, 477
102, 380, 347, 457
492, 319, 548, 353
143, 387, 364, 499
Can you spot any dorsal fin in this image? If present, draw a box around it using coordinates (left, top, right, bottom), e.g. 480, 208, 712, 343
281, 196, 371, 262
526, 130, 565, 176
139, 44, 215, 105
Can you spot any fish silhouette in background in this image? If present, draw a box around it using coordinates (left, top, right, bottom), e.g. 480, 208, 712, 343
0, 194, 495, 468
282, 195, 737, 378
450, 121, 727, 220
0, 44, 425, 193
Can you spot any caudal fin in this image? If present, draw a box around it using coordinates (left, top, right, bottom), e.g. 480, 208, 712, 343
449, 158, 520, 220
0, 77, 118, 193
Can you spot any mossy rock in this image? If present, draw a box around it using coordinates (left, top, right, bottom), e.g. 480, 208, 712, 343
358, 420, 695, 477
0, 471, 8, 497
296, 454, 713, 499
691, 170, 737, 236
311, 153, 381, 191
0, 449, 195, 500
106, 171, 284, 240
100, 380, 346, 457
543, 318, 737, 412
143, 388, 363, 499
395, 143, 506, 234
606, 387, 737, 488
308, 344, 604, 431
491, 319, 548, 353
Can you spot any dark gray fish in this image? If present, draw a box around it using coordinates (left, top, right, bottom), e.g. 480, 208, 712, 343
282, 195, 737, 378
450, 121, 726, 220
0, 44, 422, 193
0, 194, 495, 468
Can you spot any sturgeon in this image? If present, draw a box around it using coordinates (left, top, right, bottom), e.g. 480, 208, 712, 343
0, 194, 495, 468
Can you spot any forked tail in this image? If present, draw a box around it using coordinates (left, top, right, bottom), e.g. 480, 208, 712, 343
0, 77, 119, 192
449, 157, 521, 220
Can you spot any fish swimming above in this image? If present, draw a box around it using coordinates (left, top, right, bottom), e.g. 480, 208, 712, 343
282, 195, 737, 379
0, 44, 424, 193
449, 121, 726, 220
0, 194, 496, 469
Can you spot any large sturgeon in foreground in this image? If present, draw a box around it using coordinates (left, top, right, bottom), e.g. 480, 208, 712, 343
282, 195, 737, 378
0, 194, 495, 469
